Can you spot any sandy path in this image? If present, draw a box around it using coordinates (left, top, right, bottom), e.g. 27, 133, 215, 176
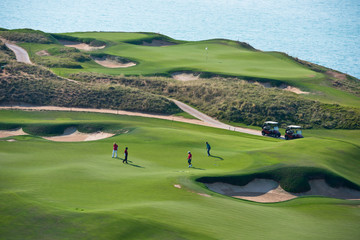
0, 103, 261, 136
172, 100, 262, 136
206, 179, 360, 203
0, 104, 214, 127
1, 38, 32, 64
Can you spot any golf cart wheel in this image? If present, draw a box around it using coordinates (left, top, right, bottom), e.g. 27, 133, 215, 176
285, 136, 289, 140
277, 133, 280, 138
262, 131, 265, 136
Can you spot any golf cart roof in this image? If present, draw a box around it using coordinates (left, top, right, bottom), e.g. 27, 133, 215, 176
264, 121, 278, 125
287, 125, 302, 129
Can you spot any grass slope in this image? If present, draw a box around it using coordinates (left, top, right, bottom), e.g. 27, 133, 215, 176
0, 110, 360, 239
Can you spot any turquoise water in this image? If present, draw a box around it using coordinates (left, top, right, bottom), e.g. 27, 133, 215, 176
1, 0, 359, 78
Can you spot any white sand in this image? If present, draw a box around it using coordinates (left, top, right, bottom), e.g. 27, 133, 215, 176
0, 128, 28, 138
93, 58, 136, 68
279, 84, 310, 94
172, 72, 200, 81
256, 82, 309, 94
205, 179, 360, 203
59, 40, 105, 51
43, 127, 114, 142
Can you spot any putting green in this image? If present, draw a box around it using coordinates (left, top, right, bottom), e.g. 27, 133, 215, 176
1, 110, 359, 239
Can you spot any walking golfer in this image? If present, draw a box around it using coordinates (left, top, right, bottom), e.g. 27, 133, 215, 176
112, 142, 118, 158
187, 151, 192, 168
123, 147, 128, 164
206, 142, 211, 156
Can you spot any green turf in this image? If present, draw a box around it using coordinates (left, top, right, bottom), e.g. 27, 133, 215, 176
1, 110, 359, 239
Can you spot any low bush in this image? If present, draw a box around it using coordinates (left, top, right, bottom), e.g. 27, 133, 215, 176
0, 62, 180, 115
0, 29, 56, 44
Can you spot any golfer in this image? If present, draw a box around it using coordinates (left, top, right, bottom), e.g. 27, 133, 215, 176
123, 147, 128, 164
112, 142, 118, 158
187, 151, 192, 168
206, 142, 211, 156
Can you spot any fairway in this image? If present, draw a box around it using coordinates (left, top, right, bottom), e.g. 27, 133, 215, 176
1, 110, 360, 239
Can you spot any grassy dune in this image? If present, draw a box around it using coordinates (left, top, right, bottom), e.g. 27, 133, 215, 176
5, 30, 357, 108
0, 110, 359, 239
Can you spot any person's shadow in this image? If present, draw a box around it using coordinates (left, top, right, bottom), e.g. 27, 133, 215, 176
191, 167, 205, 170
209, 155, 224, 160
119, 159, 144, 168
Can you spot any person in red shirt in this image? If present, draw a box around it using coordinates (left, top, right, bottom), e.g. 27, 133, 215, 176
123, 147, 128, 164
112, 142, 118, 158
187, 151, 192, 168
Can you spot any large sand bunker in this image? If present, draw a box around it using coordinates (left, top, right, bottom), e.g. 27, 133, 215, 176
93, 57, 136, 68
172, 72, 200, 81
0, 128, 28, 138
59, 40, 105, 51
205, 179, 360, 203
43, 127, 114, 142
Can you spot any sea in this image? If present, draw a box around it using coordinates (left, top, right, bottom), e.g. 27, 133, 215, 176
0, 0, 359, 78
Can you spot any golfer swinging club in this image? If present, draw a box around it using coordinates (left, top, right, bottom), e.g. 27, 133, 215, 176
187, 151, 192, 168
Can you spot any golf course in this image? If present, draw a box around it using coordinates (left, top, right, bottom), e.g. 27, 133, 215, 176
0, 29, 360, 239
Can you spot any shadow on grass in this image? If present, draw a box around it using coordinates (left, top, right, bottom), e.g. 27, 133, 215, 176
120, 160, 144, 168
191, 167, 205, 170
209, 155, 224, 160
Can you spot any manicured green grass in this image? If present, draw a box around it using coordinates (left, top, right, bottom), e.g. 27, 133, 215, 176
20, 32, 319, 81
1, 110, 359, 239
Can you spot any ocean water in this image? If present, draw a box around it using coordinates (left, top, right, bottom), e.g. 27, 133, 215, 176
1, 0, 359, 78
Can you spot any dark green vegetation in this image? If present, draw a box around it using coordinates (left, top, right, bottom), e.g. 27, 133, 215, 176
70, 73, 360, 129
0, 28, 359, 129
197, 166, 360, 193
1, 110, 360, 239
0, 61, 179, 115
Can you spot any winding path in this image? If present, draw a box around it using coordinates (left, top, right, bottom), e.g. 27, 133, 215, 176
2, 41, 262, 136
1, 39, 32, 64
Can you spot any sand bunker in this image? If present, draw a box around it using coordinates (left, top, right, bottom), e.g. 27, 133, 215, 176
0, 128, 28, 138
142, 39, 177, 47
255, 82, 309, 94
93, 58, 136, 68
279, 84, 310, 94
43, 127, 114, 142
59, 40, 105, 51
172, 72, 200, 81
205, 179, 360, 203
36, 50, 50, 56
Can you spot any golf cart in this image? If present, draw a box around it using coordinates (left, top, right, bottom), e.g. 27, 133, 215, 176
262, 121, 281, 138
285, 125, 304, 140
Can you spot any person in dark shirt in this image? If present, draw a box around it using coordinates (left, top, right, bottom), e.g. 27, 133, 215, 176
123, 147, 128, 164
187, 151, 192, 168
206, 142, 211, 156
